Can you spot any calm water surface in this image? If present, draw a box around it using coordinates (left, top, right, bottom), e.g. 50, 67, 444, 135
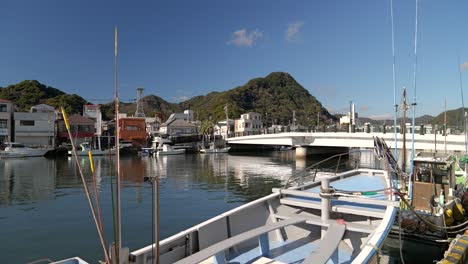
0, 150, 443, 263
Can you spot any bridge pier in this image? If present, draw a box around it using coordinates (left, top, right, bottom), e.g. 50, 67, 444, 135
295, 146, 308, 158
295, 146, 349, 158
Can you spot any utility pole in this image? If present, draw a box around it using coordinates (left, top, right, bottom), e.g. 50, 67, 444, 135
402, 87, 408, 172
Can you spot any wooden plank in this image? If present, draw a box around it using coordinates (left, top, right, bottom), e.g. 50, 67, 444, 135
302, 222, 346, 264
173, 217, 307, 264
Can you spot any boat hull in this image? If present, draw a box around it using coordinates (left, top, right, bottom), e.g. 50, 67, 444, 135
130, 168, 397, 264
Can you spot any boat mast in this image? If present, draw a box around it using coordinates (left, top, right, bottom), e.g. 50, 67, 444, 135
390, 0, 398, 160
444, 98, 447, 153
225, 104, 229, 140
409, 0, 419, 200
402, 87, 407, 172
114, 26, 122, 264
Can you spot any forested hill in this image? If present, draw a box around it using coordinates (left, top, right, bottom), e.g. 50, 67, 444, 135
0, 73, 349, 125
0, 80, 88, 114
178, 72, 337, 125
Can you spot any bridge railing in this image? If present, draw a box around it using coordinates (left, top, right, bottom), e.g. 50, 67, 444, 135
229, 125, 467, 138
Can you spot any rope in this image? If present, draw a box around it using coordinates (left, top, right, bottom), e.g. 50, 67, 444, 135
398, 207, 406, 264
396, 191, 468, 232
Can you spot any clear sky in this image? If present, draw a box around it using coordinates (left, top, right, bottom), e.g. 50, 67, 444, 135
1, 0, 468, 119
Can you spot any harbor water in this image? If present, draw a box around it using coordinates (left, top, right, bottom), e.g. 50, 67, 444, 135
0, 150, 444, 263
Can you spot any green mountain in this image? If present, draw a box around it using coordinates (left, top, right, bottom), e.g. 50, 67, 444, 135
179, 72, 336, 125
0, 80, 88, 114
431, 107, 467, 127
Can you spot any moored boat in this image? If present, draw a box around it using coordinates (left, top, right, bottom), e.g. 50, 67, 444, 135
67, 142, 116, 156
199, 144, 230, 154
130, 142, 398, 264
0, 142, 51, 158
393, 152, 468, 242
156, 143, 185, 155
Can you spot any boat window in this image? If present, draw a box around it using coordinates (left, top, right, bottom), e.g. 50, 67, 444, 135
12, 144, 25, 148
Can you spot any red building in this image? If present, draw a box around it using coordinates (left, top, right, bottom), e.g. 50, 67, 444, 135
119, 117, 146, 147
57, 114, 95, 145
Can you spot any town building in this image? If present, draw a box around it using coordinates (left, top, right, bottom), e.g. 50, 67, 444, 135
0, 99, 14, 143
159, 110, 198, 136
119, 117, 147, 147
234, 112, 263, 137
214, 119, 234, 139
57, 114, 95, 146
14, 104, 56, 147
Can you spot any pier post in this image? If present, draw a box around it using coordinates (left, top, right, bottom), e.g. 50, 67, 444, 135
321, 178, 330, 239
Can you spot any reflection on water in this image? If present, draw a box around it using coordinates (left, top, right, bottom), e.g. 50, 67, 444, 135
0, 150, 402, 263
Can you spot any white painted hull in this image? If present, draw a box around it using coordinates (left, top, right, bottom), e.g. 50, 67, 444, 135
0, 148, 50, 158
200, 147, 230, 153
131, 168, 397, 264
67, 149, 116, 156
156, 149, 185, 155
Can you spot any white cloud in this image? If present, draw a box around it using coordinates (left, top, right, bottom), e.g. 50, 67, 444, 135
461, 62, 468, 71
172, 95, 189, 102
228, 28, 263, 47
286, 21, 304, 41
369, 114, 393, 120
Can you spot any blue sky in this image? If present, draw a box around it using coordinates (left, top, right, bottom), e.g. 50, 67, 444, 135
1, 0, 468, 119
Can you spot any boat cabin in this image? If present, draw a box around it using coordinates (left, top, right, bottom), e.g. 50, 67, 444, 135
411, 152, 456, 213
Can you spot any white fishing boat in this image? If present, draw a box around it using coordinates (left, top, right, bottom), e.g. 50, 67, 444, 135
0, 142, 51, 158
200, 143, 230, 154
156, 143, 185, 155
130, 147, 398, 264
67, 142, 116, 156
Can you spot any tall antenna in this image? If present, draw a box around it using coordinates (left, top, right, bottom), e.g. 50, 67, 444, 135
135, 87, 146, 117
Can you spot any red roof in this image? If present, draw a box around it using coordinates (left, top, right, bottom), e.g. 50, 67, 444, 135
67, 114, 94, 124
84, 104, 100, 109
0, 98, 12, 103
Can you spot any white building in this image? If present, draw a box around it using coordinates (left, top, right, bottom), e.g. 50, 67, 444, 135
14, 104, 56, 146
214, 119, 234, 139
83, 104, 102, 136
0, 99, 14, 142
234, 112, 263, 137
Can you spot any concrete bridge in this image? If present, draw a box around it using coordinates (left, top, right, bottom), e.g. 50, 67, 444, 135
226, 132, 467, 157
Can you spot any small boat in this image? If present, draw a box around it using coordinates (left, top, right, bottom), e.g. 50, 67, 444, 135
156, 143, 185, 155
0, 142, 51, 158
200, 143, 230, 154
67, 142, 116, 156
394, 151, 468, 242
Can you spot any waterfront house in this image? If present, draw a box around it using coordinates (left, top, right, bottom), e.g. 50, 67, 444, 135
159, 110, 198, 136
119, 117, 146, 147
214, 119, 234, 139
14, 104, 56, 147
57, 114, 95, 146
0, 99, 14, 143
160, 118, 197, 136
234, 112, 263, 137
